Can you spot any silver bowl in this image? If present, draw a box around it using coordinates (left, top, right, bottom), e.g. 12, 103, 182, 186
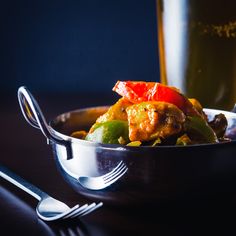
18, 86, 236, 207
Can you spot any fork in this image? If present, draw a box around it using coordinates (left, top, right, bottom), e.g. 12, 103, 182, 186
0, 165, 103, 221
78, 160, 128, 190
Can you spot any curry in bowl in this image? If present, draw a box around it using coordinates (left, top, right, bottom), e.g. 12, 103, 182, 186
71, 81, 230, 146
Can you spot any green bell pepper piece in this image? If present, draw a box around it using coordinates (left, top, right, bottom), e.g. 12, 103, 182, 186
184, 116, 218, 143
85, 120, 130, 144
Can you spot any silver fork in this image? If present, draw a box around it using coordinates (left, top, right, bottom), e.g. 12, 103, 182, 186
78, 160, 128, 190
0, 165, 103, 221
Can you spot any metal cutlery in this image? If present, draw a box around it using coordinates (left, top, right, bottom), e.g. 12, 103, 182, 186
0, 165, 103, 221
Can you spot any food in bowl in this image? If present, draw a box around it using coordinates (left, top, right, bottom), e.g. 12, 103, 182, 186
71, 81, 230, 146
17, 85, 236, 206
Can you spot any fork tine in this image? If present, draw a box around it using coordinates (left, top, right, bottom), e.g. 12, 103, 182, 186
70, 203, 96, 218
101, 161, 123, 179
100, 167, 128, 189
103, 162, 126, 181
70, 202, 103, 218
59, 205, 80, 219
63, 204, 88, 219
79, 202, 103, 217
104, 164, 128, 184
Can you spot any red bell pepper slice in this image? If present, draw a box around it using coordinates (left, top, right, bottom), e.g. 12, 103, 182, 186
112, 81, 199, 116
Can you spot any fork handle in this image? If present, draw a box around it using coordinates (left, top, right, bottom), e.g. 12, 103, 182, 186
0, 165, 48, 201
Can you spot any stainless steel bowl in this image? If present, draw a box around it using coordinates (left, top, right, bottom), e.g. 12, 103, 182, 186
18, 86, 236, 207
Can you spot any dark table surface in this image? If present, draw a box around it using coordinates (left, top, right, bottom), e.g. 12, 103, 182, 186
1, 91, 236, 236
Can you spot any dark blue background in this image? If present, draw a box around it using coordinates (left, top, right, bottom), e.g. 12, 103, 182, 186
1, 0, 159, 95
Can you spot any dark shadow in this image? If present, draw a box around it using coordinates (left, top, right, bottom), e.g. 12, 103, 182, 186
0, 185, 96, 236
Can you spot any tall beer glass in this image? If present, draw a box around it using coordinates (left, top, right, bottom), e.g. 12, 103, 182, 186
157, 0, 236, 110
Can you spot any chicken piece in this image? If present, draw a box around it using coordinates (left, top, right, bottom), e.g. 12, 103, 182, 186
96, 97, 133, 123
126, 102, 186, 142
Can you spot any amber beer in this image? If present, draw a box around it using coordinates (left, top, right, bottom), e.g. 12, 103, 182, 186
157, 0, 236, 110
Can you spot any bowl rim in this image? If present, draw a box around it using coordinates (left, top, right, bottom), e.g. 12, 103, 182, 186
49, 106, 236, 150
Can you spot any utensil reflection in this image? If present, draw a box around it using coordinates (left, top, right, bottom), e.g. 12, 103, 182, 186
39, 219, 90, 236
0, 185, 92, 236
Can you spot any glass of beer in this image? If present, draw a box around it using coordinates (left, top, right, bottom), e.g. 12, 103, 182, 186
156, 0, 236, 110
